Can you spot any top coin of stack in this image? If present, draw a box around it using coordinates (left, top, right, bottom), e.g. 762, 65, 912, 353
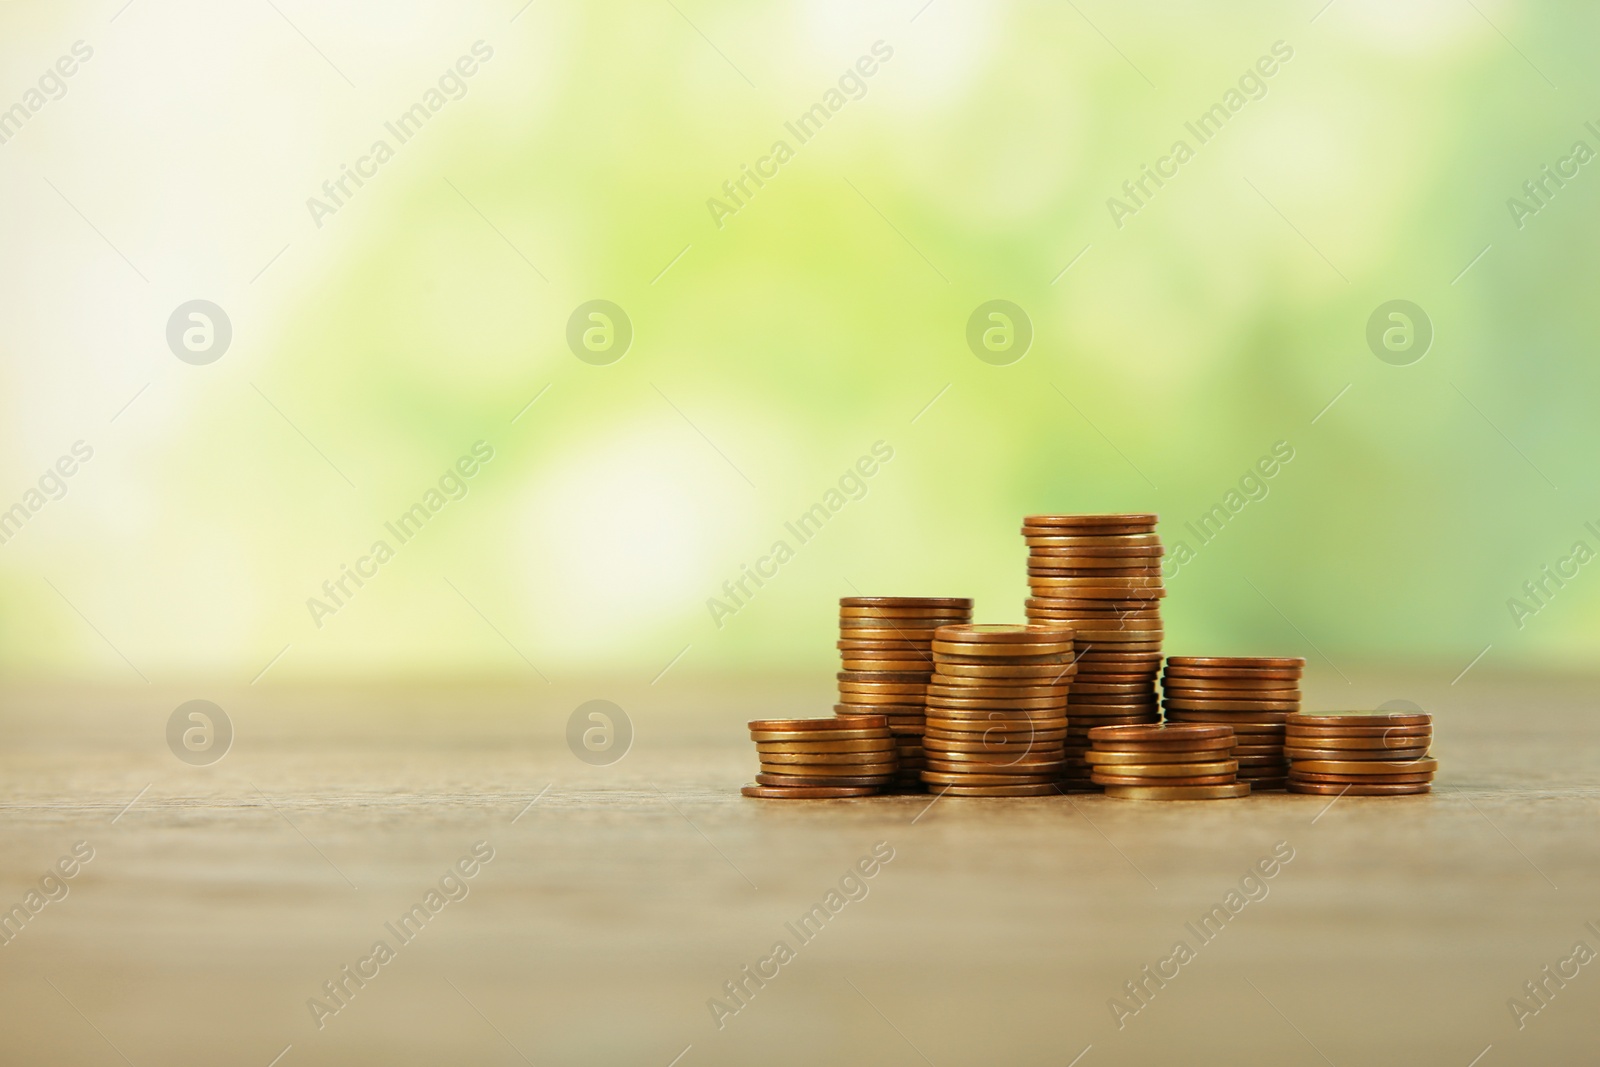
1022, 514, 1164, 790
835, 596, 973, 793
922, 624, 1075, 797
1085, 723, 1249, 800
743, 717, 896, 798
1160, 656, 1305, 791
1284, 711, 1436, 796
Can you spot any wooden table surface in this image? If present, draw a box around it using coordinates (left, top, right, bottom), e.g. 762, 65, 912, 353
1, 673, 1596, 1066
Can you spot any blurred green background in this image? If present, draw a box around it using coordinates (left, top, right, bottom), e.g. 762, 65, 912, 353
0, 0, 1595, 685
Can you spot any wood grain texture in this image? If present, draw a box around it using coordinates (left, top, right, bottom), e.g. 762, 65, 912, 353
0, 674, 1595, 1065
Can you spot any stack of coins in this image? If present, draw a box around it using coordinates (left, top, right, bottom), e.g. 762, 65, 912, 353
1284, 711, 1436, 796
835, 596, 974, 792
1085, 723, 1249, 799
743, 716, 896, 798
1022, 514, 1164, 790
921, 624, 1075, 797
1160, 656, 1305, 791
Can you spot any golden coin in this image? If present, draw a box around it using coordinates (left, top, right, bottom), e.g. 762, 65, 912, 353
756, 739, 896, 754
1287, 782, 1431, 796
742, 784, 880, 798
838, 669, 933, 681
1286, 758, 1438, 775
934, 623, 1077, 642
1024, 513, 1159, 526
749, 716, 886, 732
840, 597, 972, 609
838, 681, 929, 694
840, 662, 935, 675
1101, 783, 1251, 800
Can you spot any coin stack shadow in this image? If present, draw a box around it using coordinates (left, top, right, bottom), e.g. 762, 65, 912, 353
835, 596, 974, 793
1022, 514, 1164, 791
921, 624, 1076, 797
743, 716, 896, 798
1086, 723, 1251, 800
1285, 711, 1436, 795
1160, 656, 1305, 791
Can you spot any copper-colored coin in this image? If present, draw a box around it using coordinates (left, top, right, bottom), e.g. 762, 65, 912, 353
926, 696, 1067, 712
939, 782, 1063, 796
1072, 683, 1160, 695
1033, 589, 1166, 602
925, 760, 1066, 776
1025, 542, 1164, 555
1166, 656, 1306, 669
750, 716, 886, 732
1102, 783, 1251, 800
925, 684, 1069, 700
934, 663, 1078, 680
923, 736, 1062, 753
1162, 668, 1302, 683
1283, 724, 1432, 739
1083, 748, 1233, 765
742, 784, 880, 798
754, 773, 890, 787
928, 717, 1069, 733
1090, 759, 1238, 777
838, 610, 971, 622
840, 662, 934, 675
836, 627, 943, 642
1024, 512, 1159, 526
1093, 773, 1239, 787
1076, 650, 1164, 662
838, 680, 928, 694
1162, 685, 1302, 698
756, 739, 896, 754
1164, 711, 1291, 725
1287, 757, 1438, 775
1279, 734, 1430, 751
934, 652, 1078, 669
933, 623, 1077, 642
836, 637, 934, 649
1173, 721, 1283, 736
1161, 672, 1300, 687
1284, 747, 1429, 763
1088, 723, 1233, 742
926, 725, 1067, 741
1029, 575, 1165, 588
837, 669, 933, 682
751, 727, 891, 743
1029, 570, 1162, 582
1287, 782, 1432, 796
1286, 711, 1432, 727
760, 749, 899, 765
1162, 698, 1301, 712
831, 705, 923, 720
1290, 770, 1434, 785
840, 596, 972, 609
1059, 673, 1150, 686
1090, 739, 1236, 756
758, 762, 898, 777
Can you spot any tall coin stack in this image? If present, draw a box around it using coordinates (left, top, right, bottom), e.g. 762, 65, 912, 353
1085, 723, 1250, 800
921, 624, 1075, 797
836, 596, 974, 793
1023, 514, 1164, 790
1160, 656, 1305, 791
1285, 711, 1436, 795
743, 717, 895, 798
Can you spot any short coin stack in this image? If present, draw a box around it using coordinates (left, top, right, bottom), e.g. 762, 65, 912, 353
836, 596, 974, 792
921, 624, 1075, 797
1160, 656, 1305, 791
743, 716, 895, 798
1085, 723, 1250, 799
1023, 515, 1164, 790
1284, 711, 1436, 796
